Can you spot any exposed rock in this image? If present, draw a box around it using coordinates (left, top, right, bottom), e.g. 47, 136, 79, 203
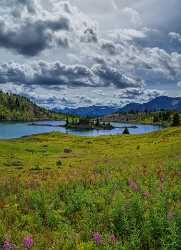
64, 148, 72, 153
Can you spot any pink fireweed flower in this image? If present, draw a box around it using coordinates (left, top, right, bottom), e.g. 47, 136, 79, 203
93, 232, 101, 244
3, 240, 11, 250
23, 236, 33, 248
159, 175, 164, 192
109, 234, 117, 243
128, 178, 140, 192
167, 210, 174, 221
160, 183, 163, 192
143, 191, 151, 198
160, 175, 164, 183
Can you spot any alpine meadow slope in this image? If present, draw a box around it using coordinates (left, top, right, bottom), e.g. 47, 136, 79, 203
0, 127, 180, 249
0, 0, 181, 249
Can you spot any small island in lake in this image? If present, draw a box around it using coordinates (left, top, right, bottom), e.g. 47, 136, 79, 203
65, 117, 114, 130
29, 117, 137, 133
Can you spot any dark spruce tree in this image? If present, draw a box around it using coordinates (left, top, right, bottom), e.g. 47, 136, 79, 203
172, 113, 180, 127
95, 117, 100, 126
65, 116, 69, 126
123, 127, 130, 134
153, 114, 159, 123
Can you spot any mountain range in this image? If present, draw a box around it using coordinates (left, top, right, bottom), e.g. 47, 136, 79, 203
57, 96, 181, 117
54, 106, 119, 117
1, 92, 181, 119
119, 96, 181, 113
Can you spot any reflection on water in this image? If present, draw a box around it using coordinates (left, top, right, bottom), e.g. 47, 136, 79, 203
0, 120, 162, 139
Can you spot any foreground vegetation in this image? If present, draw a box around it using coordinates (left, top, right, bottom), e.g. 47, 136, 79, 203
0, 91, 64, 121
0, 127, 181, 249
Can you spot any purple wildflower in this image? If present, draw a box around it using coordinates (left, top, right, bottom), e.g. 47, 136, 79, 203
143, 191, 151, 198
109, 234, 117, 243
128, 178, 140, 192
160, 175, 164, 183
23, 236, 33, 248
159, 175, 165, 192
3, 240, 11, 250
167, 210, 174, 221
93, 232, 101, 244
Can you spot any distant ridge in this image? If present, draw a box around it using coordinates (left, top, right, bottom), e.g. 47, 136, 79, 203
55, 96, 181, 117
54, 106, 119, 117
119, 96, 181, 112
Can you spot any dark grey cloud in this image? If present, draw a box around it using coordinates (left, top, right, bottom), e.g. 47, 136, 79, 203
0, 61, 143, 89
92, 63, 143, 88
81, 28, 98, 43
0, 11, 71, 56
0, 0, 97, 56
101, 40, 117, 55
0, 20, 60, 56
116, 88, 163, 100
0, 0, 181, 108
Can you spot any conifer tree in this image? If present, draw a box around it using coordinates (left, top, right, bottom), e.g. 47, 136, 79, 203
123, 127, 130, 134
172, 113, 180, 126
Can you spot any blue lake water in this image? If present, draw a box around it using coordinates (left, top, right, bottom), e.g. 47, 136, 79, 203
0, 120, 162, 139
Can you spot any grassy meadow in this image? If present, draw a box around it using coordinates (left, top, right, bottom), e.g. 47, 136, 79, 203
0, 127, 181, 249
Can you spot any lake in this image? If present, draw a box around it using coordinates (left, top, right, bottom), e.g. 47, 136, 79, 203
0, 120, 162, 139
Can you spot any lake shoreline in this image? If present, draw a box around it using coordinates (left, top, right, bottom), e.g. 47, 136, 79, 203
0, 120, 162, 139
29, 122, 139, 131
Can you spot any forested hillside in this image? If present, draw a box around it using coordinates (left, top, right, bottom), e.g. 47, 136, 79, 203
0, 91, 64, 121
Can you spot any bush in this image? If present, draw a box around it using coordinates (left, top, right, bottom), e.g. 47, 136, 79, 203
56, 160, 62, 167
172, 113, 180, 126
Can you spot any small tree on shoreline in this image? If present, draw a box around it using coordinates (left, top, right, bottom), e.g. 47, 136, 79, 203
65, 116, 69, 126
172, 113, 180, 127
123, 127, 130, 134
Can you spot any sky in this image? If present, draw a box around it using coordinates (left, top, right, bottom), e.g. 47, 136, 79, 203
0, 0, 181, 109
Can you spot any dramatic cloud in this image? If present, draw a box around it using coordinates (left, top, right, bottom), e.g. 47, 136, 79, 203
0, 0, 97, 56
0, 61, 143, 89
0, 0, 181, 108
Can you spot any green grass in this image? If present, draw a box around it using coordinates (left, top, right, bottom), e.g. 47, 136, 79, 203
0, 128, 181, 249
